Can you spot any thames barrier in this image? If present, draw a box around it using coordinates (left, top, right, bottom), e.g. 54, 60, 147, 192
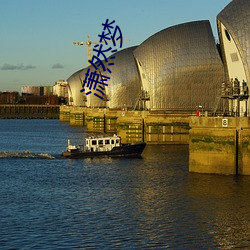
63, 0, 250, 175
1, 0, 247, 175
59, 106, 190, 144
59, 106, 250, 176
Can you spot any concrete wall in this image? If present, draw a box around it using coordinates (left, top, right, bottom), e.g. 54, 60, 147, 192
59, 106, 71, 122
145, 114, 189, 144
59, 106, 190, 144
116, 111, 144, 143
189, 117, 250, 175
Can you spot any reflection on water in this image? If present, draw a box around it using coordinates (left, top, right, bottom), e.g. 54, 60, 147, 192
0, 120, 250, 249
186, 174, 250, 248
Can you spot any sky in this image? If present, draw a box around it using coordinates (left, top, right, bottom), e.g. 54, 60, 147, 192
0, 0, 232, 92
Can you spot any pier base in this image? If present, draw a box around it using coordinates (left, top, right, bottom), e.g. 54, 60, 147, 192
189, 117, 250, 175
59, 106, 190, 144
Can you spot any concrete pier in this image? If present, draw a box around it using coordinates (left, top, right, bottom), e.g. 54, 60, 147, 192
59, 105, 71, 122
61, 106, 250, 175
60, 106, 190, 144
189, 117, 250, 175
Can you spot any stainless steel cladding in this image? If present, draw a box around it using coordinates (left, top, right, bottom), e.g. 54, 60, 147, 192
99, 46, 141, 109
67, 69, 86, 106
68, 46, 141, 109
217, 0, 250, 116
79, 65, 107, 108
217, 0, 250, 84
133, 20, 225, 111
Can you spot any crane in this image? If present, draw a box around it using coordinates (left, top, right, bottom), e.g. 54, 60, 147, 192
73, 35, 129, 66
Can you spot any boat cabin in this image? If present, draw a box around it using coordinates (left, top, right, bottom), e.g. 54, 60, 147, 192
85, 135, 121, 152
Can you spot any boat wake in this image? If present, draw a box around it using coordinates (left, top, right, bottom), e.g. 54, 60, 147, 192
0, 151, 55, 159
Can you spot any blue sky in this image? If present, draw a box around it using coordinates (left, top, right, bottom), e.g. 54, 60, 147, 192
0, 0, 231, 92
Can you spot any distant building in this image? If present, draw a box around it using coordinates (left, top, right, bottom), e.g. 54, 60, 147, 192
23, 95, 59, 105
20, 85, 59, 105
21, 86, 53, 96
0, 92, 19, 104
52, 80, 68, 98
43, 86, 53, 96
21, 86, 40, 96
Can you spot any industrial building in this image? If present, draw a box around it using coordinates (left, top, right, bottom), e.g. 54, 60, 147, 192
21, 86, 53, 96
0, 92, 19, 104
20, 83, 67, 105
53, 80, 68, 98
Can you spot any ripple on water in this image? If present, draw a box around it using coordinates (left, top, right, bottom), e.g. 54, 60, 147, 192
0, 120, 250, 249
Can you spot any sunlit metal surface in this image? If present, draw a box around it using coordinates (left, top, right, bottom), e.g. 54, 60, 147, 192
67, 69, 86, 106
133, 20, 225, 111
99, 46, 141, 109
217, 0, 250, 115
217, 0, 250, 83
69, 46, 141, 109
79, 64, 107, 108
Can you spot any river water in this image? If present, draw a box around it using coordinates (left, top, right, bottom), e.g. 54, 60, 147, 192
0, 119, 250, 249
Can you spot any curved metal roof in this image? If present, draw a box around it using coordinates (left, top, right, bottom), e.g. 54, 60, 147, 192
67, 68, 86, 106
133, 20, 225, 111
79, 64, 107, 108
99, 46, 141, 109
69, 46, 141, 109
217, 0, 250, 83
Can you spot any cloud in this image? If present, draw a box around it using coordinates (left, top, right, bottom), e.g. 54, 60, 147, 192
23, 64, 36, 70
1, 63, 36, 70
51, 63, 64, 69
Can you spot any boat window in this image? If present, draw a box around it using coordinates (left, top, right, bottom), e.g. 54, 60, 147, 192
105, 140, 110, 144
111, 139, 114, 144
116, 139, 120, 144
92, 140, 97, 145
98, 140, 103, 145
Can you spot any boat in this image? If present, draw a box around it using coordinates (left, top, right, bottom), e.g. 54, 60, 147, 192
61, 134, 146, 158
